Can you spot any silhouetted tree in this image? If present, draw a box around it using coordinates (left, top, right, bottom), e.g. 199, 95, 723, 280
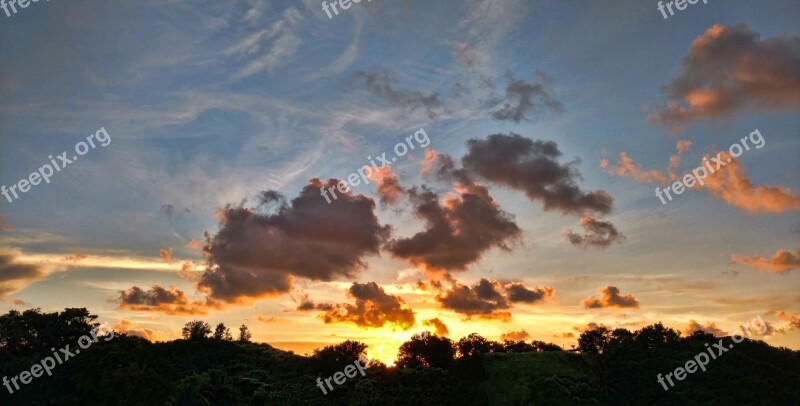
396, 332, 455, 369
531, 340, 563, 352
503, 340, 536, 352
456, 333, 493, 359
0, 308, 98, 356
213, 323, 232, 341
238, 324, 252, 343
312, 340, 368, 364
182, 320, 211, 340
578, 326, 610, 353
633, 322, 680, 349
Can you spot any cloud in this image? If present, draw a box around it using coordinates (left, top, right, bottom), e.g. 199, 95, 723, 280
776, 311, 800, 330
0, 214, 12, 233
581, 286, 640, 309
565, 215, 626, 249
462, 133, 613, 216
161, 204, 175, 219
64, 252, 88, 263
350, 68, 444, 119
500, 329, 531, 342
118, 285, 212, 315
113, 320, 158, 341
321, 282, 416, 330
505, 283, 555, 303
295, 291, 335, 311
367, 165, 404, 206
648, 24, 800, 133
698, 151, 800, 214
731, 247, 800, 274
159, 247, 174, 262
436, 278, 553, 320
199, 179, 390, 302
555, 332, 575, 338
422, 318, 449, 336
386, 180, 520, 272
228, 8, 303, 79
0, 252, 44, 298
257, 315, 277, 324
572, 322, 607, 333
600, 140, 693, 184
491, 72, 563, 123
682, 320, 726, 337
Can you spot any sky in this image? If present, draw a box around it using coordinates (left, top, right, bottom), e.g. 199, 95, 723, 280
0, 0, 798, 364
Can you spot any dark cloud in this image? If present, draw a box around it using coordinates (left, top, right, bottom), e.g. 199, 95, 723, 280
491, 72, 563, 123
295, 291, 334, 311
565, 215, 626, 249
436, 278, 553, 320
322, 282, 415, 330
0, 253, 44, 298
199, 179, 391, 302
505, 283, 555, 303
351, 68, 444, 118
118, 285, 212, 315
462, 133, 613, 216
422, 317, 449, 336
649, 24, 800, 133
386, 181, 521, 272
161, 204, 175, 218
581, 286, 640, 309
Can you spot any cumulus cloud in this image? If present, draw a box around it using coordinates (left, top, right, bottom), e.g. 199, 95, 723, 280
351, 68, 444, 119
462, 133, 613, 216
500, 329, 531, 342
159, 247, 174, 262
682, 320, 726, 337
436, 278, 554, 320
321, 282, 416, 330
581, 286, 640, 309
422, 317, 449, 336
0, 252, 44, 298
648, 24, 800, 133
565, 215, 626, 249
699, 151, 800, 214
118, 285, 213, 315
731, 247, 800, 274
199, 179, 390, 302
386, 167, 520, 272
600, 140, 693, 184
491, 72, 563, 123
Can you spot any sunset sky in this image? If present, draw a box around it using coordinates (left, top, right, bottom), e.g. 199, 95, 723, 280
1, 0, 798, 364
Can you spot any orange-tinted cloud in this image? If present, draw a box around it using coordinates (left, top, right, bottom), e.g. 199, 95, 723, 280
451, 42, 477, 67
64, 252, 88, 263
322, 282, 416, 330
159, 247, 174, 262
731, 247, 800, 274
257, 315, 277, 324
118, 285, 214, 315
600, 140, 692, 184
776, 311, 800, 330
682, 320, 725, 337
422, 317, 449, 336
649, 24, 800, 133
699, 152, 800, 214
500, 329, 531, 342
367, 165, 403, 206
114, 320, 158, 341
565, 215, 626, 249
186, 239, 204, 250
581, 286, 640, 309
